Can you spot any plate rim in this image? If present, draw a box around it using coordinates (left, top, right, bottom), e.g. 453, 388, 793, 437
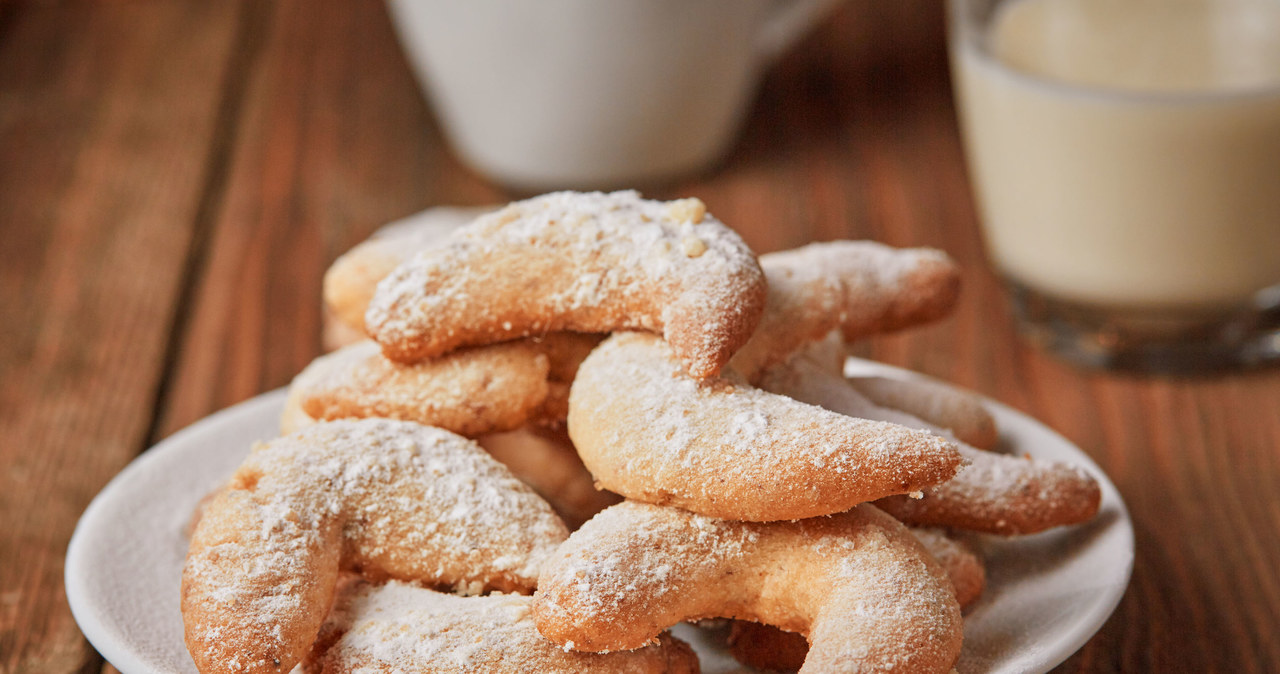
843, 361, 1134, 672
65, 390, 289, 674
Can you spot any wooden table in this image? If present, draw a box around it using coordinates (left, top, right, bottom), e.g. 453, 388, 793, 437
3, 1, 1278, 671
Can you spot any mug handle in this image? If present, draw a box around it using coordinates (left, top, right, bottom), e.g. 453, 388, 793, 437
755, 0, 844, 63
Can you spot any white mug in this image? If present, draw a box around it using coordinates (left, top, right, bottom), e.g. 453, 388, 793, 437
386, 0, 841, 190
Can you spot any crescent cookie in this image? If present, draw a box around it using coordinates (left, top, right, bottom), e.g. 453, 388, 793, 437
528, 331, 604, 429
323, 206, 494, 336
365, 191, 767, 379
908, 527, 987, 610
730, 241, 961, 381
533, 501, 963, 673
759, 356, 1101, 535
278, 414, 618, 529
568, 332, 962, 521
182, 419, 569, 674
299, 579, 698, 674
725, 527, 985, 672
478, 428, 622, 530
874, 449, 1103, 536
286, 340, 550, 437
285, 333, 601, 437
845, 374, 999, 450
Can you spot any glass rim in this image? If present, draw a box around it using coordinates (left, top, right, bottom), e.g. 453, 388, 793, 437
945, 0, 1280, 105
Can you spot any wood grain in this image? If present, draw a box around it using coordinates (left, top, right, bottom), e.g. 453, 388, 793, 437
1, 0, 1278, 673
0, 1, 245, 671
152, 0, 508, 439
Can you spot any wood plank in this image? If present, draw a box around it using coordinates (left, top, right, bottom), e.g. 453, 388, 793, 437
0, 1, 245, 670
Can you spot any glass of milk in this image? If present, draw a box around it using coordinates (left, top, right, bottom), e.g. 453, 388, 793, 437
950, 0, 1280, 372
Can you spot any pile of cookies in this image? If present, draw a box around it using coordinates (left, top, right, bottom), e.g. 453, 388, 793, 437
181, 191, 1101, 673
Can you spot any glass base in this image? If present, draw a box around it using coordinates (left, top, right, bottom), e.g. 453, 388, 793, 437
1005, 282, 1280, 375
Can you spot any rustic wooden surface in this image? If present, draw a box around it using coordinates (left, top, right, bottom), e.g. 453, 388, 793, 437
2, 0, 1278, 672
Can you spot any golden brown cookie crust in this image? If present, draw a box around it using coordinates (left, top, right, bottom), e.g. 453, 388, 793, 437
323, 206, 493, 334
730, 241, 961, 381
365, 191, 766, 379
725, 527, 985, 672
846, 374, 999, 450
875, 447, 1102, 536
288, 340, 550, 438
301, 579, 698, 674
533, 501, 963, 673
478, 427, 621, 530
287, 333, 602, 437
760, 356, 1101, 535
182, 420, 568, 674
568, 333, 962, 521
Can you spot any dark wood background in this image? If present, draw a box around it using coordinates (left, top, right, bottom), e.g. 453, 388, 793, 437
2, 1, 1278, 672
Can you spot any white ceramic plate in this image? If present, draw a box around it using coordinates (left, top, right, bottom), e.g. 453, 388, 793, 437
66, 359, 1133, 674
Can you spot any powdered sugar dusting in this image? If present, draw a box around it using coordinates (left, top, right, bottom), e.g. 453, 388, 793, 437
364, 191, 765, 377
182, 419, 568, 673
568, 333, 961, 521
534, 502, 962, 672
288, 340, 551, 437
322, 206, 493, 333
845, 374, 999, 449
908, 527, 987, 609
301, 579, 696, 673
760, 356, 1100, 535
730, 241, 960, 380
888, 447, 1101, 536
536, 503, 759, 637
760, 241, 954, 319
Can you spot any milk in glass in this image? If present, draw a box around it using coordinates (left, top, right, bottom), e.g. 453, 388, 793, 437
954, 0, 1280, 317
